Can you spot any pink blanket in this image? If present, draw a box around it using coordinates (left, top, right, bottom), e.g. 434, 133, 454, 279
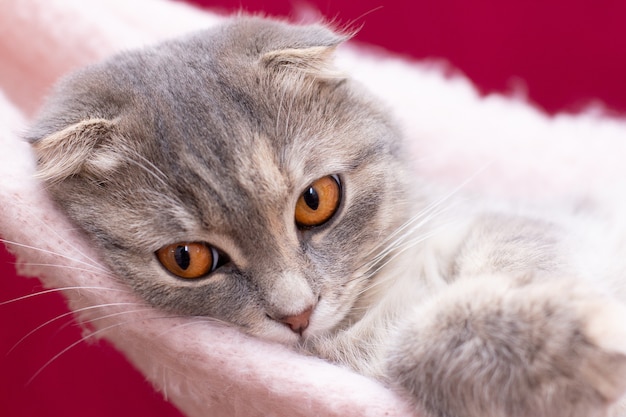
1, 1, 626, 416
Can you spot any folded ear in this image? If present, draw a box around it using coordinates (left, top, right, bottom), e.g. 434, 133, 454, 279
261, 44, 343, 78
259, 25, 349, 79
32, 118, 119, 184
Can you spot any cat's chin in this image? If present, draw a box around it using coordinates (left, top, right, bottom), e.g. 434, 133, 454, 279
306, 295, 355, 336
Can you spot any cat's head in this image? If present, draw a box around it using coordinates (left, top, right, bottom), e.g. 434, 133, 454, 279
28, 17, 411, 345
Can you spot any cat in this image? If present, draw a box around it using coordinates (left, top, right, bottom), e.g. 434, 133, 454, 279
26, 16, 626, 417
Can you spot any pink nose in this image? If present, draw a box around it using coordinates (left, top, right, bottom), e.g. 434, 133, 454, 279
278, 307, 313, 335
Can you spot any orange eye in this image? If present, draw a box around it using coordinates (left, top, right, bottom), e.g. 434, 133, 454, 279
295, 175, 341, 228
156, 242, 217, 279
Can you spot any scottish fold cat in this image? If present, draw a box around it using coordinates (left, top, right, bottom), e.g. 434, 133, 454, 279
28, 17, 626, 417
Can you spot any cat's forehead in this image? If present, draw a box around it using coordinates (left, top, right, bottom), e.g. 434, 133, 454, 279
112, 23, 382, 190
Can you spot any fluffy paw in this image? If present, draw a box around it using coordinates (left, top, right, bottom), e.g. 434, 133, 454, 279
385, 276, 626, 417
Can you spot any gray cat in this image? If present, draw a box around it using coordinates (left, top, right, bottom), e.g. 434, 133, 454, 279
28, 17, 626, 417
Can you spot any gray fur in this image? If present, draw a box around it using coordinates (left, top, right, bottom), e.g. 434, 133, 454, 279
29, 16, 626, 417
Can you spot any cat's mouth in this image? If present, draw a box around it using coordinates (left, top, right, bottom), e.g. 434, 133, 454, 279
258, 296, 346, 344
266, 306, 313, 336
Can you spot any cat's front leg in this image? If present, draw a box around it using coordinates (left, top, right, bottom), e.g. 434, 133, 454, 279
385, 275, 626, 417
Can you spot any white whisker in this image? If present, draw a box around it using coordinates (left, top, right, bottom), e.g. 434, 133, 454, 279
154, 315, 230, 338
11, 204, 107, 271
363, 178, 471, 261
358, 166, 492, 289
121, 147, 170, 188
283, 89, 299, 138
135, 188, 186, 212
7, 302, 142, 355
358, 225, 453, 296
365, 203, 452, 269
26, 312, 181, 385
0, 286, 130, 307
275, 87, 288, 138
13, 262, 114, 276
78, 307, 154, 326
1, 238, 109, 274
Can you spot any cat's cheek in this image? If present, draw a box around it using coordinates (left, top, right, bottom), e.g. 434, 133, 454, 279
305, 298, 349, 336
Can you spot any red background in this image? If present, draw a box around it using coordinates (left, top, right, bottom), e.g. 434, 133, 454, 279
1, 1, 625, 416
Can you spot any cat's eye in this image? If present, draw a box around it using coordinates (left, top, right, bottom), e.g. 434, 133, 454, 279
295, 175, 341, 228
156, 242, 226, 279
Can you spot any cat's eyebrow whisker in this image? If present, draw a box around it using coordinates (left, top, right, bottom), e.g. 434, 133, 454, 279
275, 87, 288, 138
284, 93, 296, 138
134, 188, 186, 212
0, 286, 131, 307
284, 85, 304, 136
120, 147, 170, 189
7, 302, 143, 355
0, 239, 109, 274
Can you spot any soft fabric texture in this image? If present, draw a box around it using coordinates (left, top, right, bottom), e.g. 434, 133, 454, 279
1, 1, 626, 417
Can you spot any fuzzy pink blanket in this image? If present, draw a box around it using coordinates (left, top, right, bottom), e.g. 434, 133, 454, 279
2, 1, 626, 417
